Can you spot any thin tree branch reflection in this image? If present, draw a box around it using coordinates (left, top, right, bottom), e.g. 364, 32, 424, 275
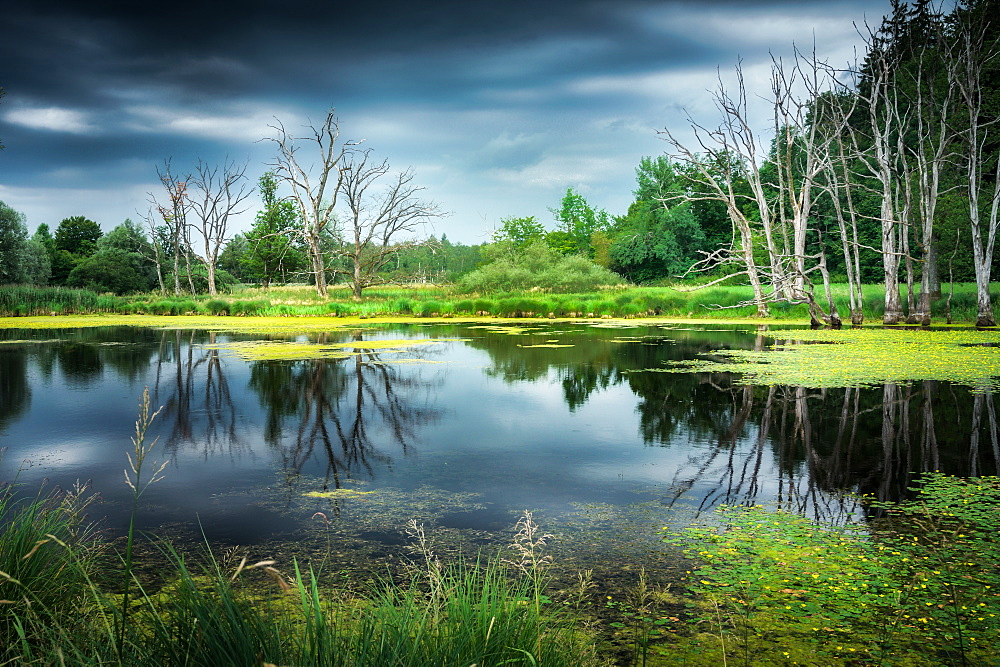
657, 378, 999, 521
249, 333, 442, 496
152, 330, 244, 460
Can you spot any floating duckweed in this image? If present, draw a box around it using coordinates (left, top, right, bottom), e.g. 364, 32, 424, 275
203, 337, 465, 361
303, 489, 376, 499
655, 327, 1000, 391
518, 343, 575, 348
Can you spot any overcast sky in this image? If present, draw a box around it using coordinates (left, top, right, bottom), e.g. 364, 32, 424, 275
0, 0, 891, 245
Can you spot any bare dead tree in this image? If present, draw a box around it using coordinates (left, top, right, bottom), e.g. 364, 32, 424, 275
658, 126, 771, 316
905, 26, 957, 324
770, 46, 849, 326
817, 84, 866, 324
660, 54, 845, 323
953, 9, 1000, 327
337, 150, 445, 299
658, 63, 775, 316
189, 158, 253, 295
150, 160, 194, 296
140, 207, 167, 296
854, 24, 913, 324
265, 109, 359, 297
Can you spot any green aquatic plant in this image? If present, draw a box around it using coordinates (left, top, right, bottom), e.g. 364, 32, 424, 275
303, 489, 375, 500
657, 327, 1000, 390
668, 474, 1000, 665
203, 337, 462, 361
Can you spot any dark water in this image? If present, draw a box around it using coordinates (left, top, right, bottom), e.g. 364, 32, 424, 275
1, 322, 997, 557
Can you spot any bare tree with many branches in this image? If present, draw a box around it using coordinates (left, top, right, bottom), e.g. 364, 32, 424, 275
337, 150, 445, 299
150, 160, 195, 296
265, 109, 359, 297
189, 158, 253, 296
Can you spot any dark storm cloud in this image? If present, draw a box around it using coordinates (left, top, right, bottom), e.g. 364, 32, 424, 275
0, 0, 891, 239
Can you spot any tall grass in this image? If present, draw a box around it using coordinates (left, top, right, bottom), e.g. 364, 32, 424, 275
0, 473, 103, 663
0, 285, 110, 315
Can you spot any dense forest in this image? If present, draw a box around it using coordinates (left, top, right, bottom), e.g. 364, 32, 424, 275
0, 0, 997, 323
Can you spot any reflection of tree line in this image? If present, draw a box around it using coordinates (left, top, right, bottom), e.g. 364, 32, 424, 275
0, 327, 442, 492
152, 329, 241, 460
0, 327, 161, 431
146, 329, 441, 490
651, 380, 1000, 517
2, 324, 997, 513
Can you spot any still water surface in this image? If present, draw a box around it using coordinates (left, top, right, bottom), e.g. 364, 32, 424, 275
1, 321, 997, 560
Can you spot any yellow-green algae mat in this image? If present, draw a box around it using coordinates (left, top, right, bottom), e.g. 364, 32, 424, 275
203, 338, 460, 362
653, 327, 1000, 392
0, 315, 470, 361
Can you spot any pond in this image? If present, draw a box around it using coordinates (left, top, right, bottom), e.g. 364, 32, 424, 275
1, 318, 997, 580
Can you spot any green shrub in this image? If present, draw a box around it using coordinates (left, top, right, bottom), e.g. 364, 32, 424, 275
473, 298, 494, 314
458, 241, 624, 294
418, 300, 443, 316
452, 299, 476, 314
205, 299, 230, 315
391, 297, 414, 314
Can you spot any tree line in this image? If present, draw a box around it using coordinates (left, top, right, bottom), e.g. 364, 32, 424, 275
1, 0, 997, 323
489, 0, 998, 326
656, 0, 1000, 326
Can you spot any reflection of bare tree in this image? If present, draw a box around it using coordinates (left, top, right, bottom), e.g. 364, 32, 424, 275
970, 389, 1000, 476
659, 378, 1000, 521
248, 334, 441, 493
152, 330, 243, 459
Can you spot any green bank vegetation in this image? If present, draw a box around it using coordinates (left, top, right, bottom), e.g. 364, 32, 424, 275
1, 281, 998, 324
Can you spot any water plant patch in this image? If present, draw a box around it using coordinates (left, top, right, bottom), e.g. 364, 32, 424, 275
652, 327, 1000, 390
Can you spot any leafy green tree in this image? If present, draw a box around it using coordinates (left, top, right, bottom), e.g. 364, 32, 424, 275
66, 219, 159, 294
242, 172, 307, 287
54, 216, 102, 256
50, 249, 78, 286
67, 249, 154, 294
23, 239, 51, 285
99, 219, 153, 256
611, 201, 706, 283
492, 216, 546, 248
219, 234, 250, 283
550, 188, 610, 256
50, 216, 102, 285
0, 201, 29, 284
609, 157, 708, 283
32, 223, 54, 255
